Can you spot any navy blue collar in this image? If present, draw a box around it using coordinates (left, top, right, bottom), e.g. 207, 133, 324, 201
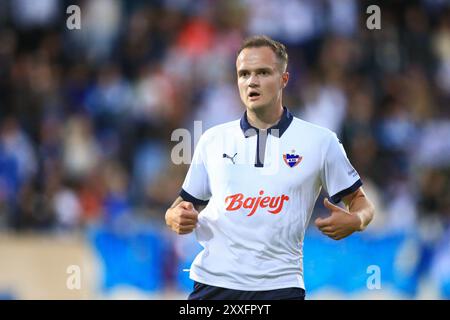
240, 106, 293, 138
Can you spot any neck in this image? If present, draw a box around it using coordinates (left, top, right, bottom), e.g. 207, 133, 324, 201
247, 105, 284, 129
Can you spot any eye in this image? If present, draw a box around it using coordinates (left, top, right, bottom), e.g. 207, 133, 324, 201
259, 70, 269, 76
239, 71, 249, 77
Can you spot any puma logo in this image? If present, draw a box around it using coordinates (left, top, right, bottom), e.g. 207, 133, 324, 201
223, 153, 237, 164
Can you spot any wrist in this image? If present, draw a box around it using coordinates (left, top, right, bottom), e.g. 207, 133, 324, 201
355, 212, 365, 231
165, 208, 173, 226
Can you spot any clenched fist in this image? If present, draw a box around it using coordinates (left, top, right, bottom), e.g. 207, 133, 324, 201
165, 201, 199, 235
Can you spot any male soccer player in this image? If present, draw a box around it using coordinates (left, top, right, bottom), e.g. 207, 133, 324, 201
165, 35, 375, 300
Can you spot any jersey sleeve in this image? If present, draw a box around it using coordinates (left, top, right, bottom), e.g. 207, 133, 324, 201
179, 134, 211, 205
321, 132, 362, 204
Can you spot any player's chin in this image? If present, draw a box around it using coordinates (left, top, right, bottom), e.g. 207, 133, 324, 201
246, 100, 266, 111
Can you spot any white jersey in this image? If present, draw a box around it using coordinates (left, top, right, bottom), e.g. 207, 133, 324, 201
180, 107, 362, 291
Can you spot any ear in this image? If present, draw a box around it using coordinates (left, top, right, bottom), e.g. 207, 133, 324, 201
281, 71, 289, 89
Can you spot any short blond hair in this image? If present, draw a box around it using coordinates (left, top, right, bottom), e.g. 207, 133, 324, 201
237, 35, 288, 72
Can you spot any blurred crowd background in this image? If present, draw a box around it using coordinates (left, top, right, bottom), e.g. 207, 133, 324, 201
0, 0, 450, 299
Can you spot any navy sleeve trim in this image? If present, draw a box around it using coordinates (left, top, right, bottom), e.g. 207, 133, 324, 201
330, 179, 363, 204
180, 189, 209, 206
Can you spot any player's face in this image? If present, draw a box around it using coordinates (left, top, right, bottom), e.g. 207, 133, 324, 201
236, 47, 288, 112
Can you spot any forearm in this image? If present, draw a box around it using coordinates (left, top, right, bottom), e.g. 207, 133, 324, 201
169, 196, 184, 209
165, 197, 200, 235
168, 196, 205, 211
344, 189, 375, 231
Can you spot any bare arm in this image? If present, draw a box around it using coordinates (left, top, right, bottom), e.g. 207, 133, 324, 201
315, 187, 375, 240
169, 196, 184, 209
342, 187, 375, 231
165, 197, 206, 235
169, 196, 205, 212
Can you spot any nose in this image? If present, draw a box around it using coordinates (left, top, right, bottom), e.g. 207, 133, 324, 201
248, 74, 260, 87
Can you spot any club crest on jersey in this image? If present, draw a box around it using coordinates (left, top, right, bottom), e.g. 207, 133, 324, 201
283, 152, 302, 168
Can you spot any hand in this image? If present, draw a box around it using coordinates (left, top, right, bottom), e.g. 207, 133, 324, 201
165, 201, 199, 235
314, 198, 362, 240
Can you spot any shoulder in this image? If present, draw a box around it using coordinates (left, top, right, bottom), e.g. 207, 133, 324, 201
201, 119, 241, 141
291, 117, 337, 141
195, 119, 241, 149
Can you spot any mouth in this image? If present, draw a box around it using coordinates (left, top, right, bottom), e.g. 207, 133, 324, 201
248, 91, 261, 101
